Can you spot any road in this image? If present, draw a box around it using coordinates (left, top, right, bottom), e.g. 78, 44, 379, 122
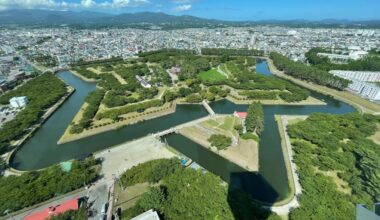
88, 183, 108, 220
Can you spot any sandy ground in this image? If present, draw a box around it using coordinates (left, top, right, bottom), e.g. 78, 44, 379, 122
87, 67, 103, 75
179, 119, 259, 172
266, 58, 380, 114
95, 135, 176, 186
112, 72, 127, 84
58, 102, 89, 143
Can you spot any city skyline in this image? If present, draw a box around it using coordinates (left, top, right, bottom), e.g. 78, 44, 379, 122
0, 0, 380, 21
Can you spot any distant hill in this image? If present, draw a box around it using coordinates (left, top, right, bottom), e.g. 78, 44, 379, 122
0, 10, 231, 28
0, 9, 379, 29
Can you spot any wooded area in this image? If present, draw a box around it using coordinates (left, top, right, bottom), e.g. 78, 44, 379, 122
121, 159, 280, 220
0, 73, 67, 153
270, 52, 350, 90
288, 113, 380, 219
0, 157, 99, 215
306, 47, 380, 71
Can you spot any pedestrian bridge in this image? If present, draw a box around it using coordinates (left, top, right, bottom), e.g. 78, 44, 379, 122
152, 115, 215, 138
202, 100, 215, 115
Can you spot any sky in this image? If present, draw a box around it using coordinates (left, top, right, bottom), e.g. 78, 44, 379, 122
0, 0, 379, 21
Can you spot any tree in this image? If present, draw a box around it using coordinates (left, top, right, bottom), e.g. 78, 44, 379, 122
208, 134, 232, 150
162, 169, 234, 220
270, 52, 350, 90
185, 94, 202, 103
287, 113, 380, 219
138, 186, 165, 211
245, 102, 264, 135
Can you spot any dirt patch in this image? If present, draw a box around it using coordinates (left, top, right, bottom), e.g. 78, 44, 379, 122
314, 167, 352, 195
179, 116, 258, 172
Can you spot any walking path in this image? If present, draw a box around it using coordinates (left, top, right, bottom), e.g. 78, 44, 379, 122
217, 65, 229, 78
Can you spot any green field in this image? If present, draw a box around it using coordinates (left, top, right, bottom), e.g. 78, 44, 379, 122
199, 68, 227, 82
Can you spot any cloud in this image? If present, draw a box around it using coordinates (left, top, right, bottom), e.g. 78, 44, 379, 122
0, 0, 58, 9
81, 0, 95, 8
172, 4, 191, 12
171, 0, 191, 3
0, 0, 150, 10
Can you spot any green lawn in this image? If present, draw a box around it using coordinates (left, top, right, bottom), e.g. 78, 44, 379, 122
219, 117, 235, 131
199, 68, 227, 82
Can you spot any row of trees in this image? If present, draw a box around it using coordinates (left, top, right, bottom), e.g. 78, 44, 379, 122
96, 99, 162, 120
0, 73, 67, 153
0, 157, 99, 215
245, 102, 264, 135
287, 113, 380, 219
70, 89, 106, 134
121, 161, 280, 220
201, 48, 264, 57
270, 52, 350, 90
72, 57, 123, 67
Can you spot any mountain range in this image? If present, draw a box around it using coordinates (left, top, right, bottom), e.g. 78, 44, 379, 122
0, 9, 379, 29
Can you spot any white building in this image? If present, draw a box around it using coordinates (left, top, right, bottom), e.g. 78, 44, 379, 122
330, 70, 380, 82
131, 209, 160, 220
330, 71, 380, 101
9, 96, 28, 108
347, 80, 380, 101
135, 75, 152, 88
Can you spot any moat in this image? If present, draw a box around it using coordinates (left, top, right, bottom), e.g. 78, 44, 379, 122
10, 60, 355, 204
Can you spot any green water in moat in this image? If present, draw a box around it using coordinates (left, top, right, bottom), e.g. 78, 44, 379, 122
10, 60, 355, 204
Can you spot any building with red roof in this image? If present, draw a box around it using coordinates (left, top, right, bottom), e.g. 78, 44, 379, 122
234, 111, 247, 119
24, 197, 80, 220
